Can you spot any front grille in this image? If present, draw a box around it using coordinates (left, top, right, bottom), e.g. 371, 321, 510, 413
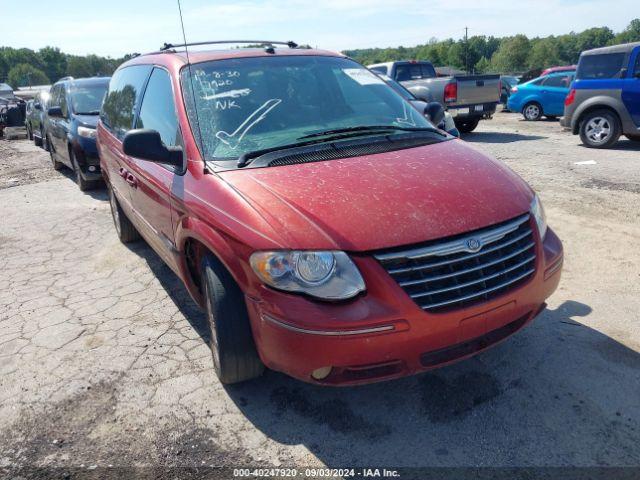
374, 214, 536, 312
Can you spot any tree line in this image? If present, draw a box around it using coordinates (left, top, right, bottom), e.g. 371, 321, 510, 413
1, 19, 639, 88
344, 19, 640, 74
0, 46, 136, 89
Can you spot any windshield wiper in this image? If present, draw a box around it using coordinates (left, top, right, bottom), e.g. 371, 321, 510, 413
237, 140, 320, 168
297, 125, 442, 140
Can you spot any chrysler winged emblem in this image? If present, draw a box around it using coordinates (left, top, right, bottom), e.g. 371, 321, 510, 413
466, 238, 482, 253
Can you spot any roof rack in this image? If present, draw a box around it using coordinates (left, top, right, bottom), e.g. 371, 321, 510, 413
160, 40, 298, 51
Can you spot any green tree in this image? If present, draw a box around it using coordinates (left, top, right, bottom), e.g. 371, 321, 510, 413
38, 46, 67, 82
613, 18, 640, 44
491, 35, 531, 73
528, 38, 561, 69
7, 63, 50, 88
474, 56, 492, 73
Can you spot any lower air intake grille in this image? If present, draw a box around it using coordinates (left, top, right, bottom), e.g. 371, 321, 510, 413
374, 214, 536, 312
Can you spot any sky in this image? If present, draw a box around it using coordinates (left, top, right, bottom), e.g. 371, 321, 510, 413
1, 0, 637, 57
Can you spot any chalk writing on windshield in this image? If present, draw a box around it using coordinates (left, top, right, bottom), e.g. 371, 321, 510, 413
215, 99, 282, 149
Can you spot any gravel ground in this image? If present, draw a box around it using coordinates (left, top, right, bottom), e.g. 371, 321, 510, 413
1, 111, 639, 476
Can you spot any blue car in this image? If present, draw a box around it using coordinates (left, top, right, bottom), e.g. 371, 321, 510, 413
45, 77, 110, 190
507, 71, 575, 121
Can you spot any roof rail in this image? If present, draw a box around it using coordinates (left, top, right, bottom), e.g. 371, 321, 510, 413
160, 40, 298, 51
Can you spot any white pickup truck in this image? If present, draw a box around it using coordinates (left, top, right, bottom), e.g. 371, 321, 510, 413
368, 60, 501, 133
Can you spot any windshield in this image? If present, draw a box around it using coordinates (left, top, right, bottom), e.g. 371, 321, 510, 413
71, 83, 108, 114
181, 55, 434, 162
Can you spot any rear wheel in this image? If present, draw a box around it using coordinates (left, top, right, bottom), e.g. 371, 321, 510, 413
579, 110, 621, 149
455, 118, 480, 133
201, 255, 264, 384
523, 102, 542, 121
108, 183, 140, 243
48, 138, 63, 170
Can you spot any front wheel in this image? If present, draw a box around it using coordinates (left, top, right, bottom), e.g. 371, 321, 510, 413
579, 110, 621, 149
455, 118, 480, 133
201, 255, 264, 384
523, 102, 542, 121
71, 149, 96, 191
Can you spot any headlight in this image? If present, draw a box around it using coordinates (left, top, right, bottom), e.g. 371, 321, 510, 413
250, 251, 365, 300
77, 126, 96, 139
530, 194, 547, 239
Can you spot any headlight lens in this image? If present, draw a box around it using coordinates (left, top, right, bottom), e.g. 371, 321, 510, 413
250, 251, 365, 300
530, 194, 547, 239
77, 126, 96, 139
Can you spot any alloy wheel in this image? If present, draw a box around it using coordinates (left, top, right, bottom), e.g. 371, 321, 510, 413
524, 104, 540, 120
585, 117, 611, 145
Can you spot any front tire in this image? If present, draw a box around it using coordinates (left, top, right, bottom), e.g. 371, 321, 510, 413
201, 255, 264, 385
523, 102, 542, 121
108, 183, 140, 243
70, 149, 96, 191
579, 110, 621, 149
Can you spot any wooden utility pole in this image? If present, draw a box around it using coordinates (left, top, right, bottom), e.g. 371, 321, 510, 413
464, 26, 469, 74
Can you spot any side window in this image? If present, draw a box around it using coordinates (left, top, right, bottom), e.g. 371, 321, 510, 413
136, 68, 179, 147
634, 53, 640, 77
59, 86, 69, 118
101, 65, 152, 139
542, 75, 570, 87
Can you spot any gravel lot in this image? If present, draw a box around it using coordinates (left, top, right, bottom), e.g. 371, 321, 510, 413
1, 110, 639, 475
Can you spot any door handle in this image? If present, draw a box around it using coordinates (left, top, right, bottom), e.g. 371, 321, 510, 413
118, 167, 127, 178
125, 173, 138, 188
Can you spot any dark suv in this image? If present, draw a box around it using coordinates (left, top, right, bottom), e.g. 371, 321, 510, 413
46, 77, 110, 190
562, 42, 640, 148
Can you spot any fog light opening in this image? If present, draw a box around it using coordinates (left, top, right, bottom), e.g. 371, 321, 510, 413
88, 165, 97, 172
311, 366, 332, 380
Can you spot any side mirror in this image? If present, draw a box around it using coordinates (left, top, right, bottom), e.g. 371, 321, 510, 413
123, 129, 183, 167
34, 102, 42, 110
424, 102, 445, 126
47, 106, 63, 117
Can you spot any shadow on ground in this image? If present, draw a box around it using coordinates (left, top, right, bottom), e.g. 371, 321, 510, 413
124, 239, 640, 468
463, 131, 548, 143
222, 300, 640, 467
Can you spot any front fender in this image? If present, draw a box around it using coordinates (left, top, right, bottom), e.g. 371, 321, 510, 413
175, 216, 250, 307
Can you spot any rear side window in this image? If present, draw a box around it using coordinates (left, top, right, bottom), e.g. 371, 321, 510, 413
542, 74, 573, 88
577, 53, 627, 79
101, 65, 152, 139
634, 53, 640, 77
136, 68, 179, 147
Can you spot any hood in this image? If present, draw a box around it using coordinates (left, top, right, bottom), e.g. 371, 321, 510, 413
74, 114, 99, 128
219, 140, 534, 252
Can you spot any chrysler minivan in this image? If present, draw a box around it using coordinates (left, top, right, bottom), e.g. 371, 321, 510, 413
98, 42, 563, 385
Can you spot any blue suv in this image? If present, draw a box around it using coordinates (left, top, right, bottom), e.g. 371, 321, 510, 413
507, 71, 575, 121
562, 42, 640, 148
45, 77, 110, 190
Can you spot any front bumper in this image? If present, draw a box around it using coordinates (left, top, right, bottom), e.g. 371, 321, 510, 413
246, 228, 563, 385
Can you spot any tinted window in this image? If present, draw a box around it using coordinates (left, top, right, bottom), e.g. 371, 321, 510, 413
136, 68, 179, 147
577, 53, 627, 79
395, 63, 436, 82
634, 54, 640, 76
71, 83, 108, 115
369, 66, 388, 75
542, 74, 572, 88
101, 65, 152, 139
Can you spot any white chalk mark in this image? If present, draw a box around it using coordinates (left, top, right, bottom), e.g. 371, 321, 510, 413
397, 102, 417, 126
574, 160, 597, 165
215, 99, 282, 149
204, 89, 252, 100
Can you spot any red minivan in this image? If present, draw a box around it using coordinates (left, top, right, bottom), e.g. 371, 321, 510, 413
98, 42, 563, 386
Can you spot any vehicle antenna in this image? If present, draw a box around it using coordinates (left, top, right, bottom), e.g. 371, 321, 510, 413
176, 0, 210, 173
